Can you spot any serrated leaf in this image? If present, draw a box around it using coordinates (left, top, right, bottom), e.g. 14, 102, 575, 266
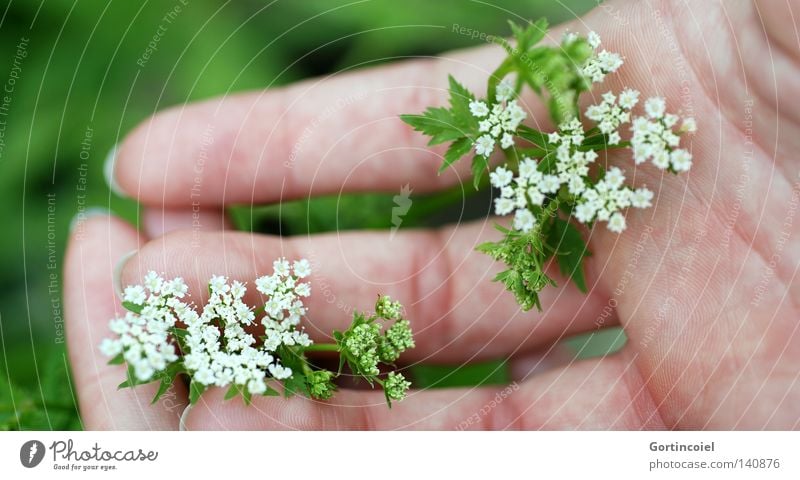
547, 216, 590, 292
439, 137, 473, 174
122, 301, 144, 314
517, 125, 550, 148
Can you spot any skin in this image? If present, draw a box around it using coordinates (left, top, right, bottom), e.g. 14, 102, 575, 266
65, 0, 799, 430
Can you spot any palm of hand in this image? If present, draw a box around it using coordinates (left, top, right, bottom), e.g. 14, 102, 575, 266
65, 0, 799, 430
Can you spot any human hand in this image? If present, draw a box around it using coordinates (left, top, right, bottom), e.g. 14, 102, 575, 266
65, 0, 800, 430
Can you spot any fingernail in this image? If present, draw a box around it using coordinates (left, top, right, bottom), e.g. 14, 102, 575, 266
69, 207, 112, 234
179, 404, 193, 431
113, 249, 138, 299
103, 144, 126, 198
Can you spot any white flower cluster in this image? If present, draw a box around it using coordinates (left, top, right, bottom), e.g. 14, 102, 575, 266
584, 89, 638, 145
572, 167, 653, 233
490, 160, 559, 233
100, 259, 315, 396
469, 79, 527, 157
488, 89, 697, 234
99, 272, 188, 381
576, 31, 623, 83
256, 258, 313, 353
631, 97, 697, 172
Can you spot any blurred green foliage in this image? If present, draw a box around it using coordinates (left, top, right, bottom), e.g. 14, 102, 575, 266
0, 0, 602, 430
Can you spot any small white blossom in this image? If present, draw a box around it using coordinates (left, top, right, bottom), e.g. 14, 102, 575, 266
630, 187, 654, 208
587, 31, 601, 49
581, 33, 623, 84
644, 97, 666, 119
123, 285, 146, 305
490, 166, 513, 188
681, 117, 697, 133
475, 134, 495, 157
495, 78, 515, 102
293, 258, 311, 278
513, 209, 536, 232
607, 212, 627, 233
469, 100, 489, 117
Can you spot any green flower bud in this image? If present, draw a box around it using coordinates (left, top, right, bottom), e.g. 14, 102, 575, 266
384, 372, 411, 401
375, 295, 403, 321
307, 370, 336, 400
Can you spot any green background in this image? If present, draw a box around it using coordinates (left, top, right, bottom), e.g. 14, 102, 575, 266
0, 0, 625, 430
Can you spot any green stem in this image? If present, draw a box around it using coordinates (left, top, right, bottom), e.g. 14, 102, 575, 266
534, 197, 561, 237
304, 343, 339, 352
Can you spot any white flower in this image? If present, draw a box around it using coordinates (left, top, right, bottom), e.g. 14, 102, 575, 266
644, 97, 666, 119
209, 275, 228, 294
670, 148, 693, 172
608, 131, 621, 145
607, 212, 627, 233
99, 338, 122, 357
604, 167, 625, 189
268, 363, 292, 380
494, 197, 515, 216
500, 132, 515, 149
513, 209, 536, 232
143, 271, 163, 294
469, 100, 489, 117
123, 285, 146, 305
574, 202, 596, 224
293, 259, 311, 278
587, 31, 601, 49
273, 258, 291, 277
489, 166, 513, 188
475, 134, 495, 157
681, 117, 697, 133
495, 78, 515, 102
630, 187, 654, 208
295, 282, 311, 297
618, 88, 640, 110
562, 31, 578, 45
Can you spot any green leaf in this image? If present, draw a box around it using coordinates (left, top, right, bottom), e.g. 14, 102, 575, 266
189, 379, 207, 405
122, 301, 144, 314
517, 125, 550, 148
546, 216, 591, 292
108, 352, 125, 365
471, 154, 489, 189
447, 75, 475, 118
440, 136, 473, 173
224, 385, 240, 401
151, 376, 173, 404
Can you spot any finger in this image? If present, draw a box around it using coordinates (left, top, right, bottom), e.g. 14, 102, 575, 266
110, 30, 551, 206
182, 353, 665, 430
121, 221, 617, 363
64, 213, 188, 430
141, 207, 231, 238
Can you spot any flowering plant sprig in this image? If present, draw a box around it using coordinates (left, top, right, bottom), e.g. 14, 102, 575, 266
401, 20, 696, 311
100, 259, 414, 407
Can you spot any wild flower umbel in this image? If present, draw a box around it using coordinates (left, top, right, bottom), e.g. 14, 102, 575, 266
402, 20, 697, 311
101, 262, 415, 407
